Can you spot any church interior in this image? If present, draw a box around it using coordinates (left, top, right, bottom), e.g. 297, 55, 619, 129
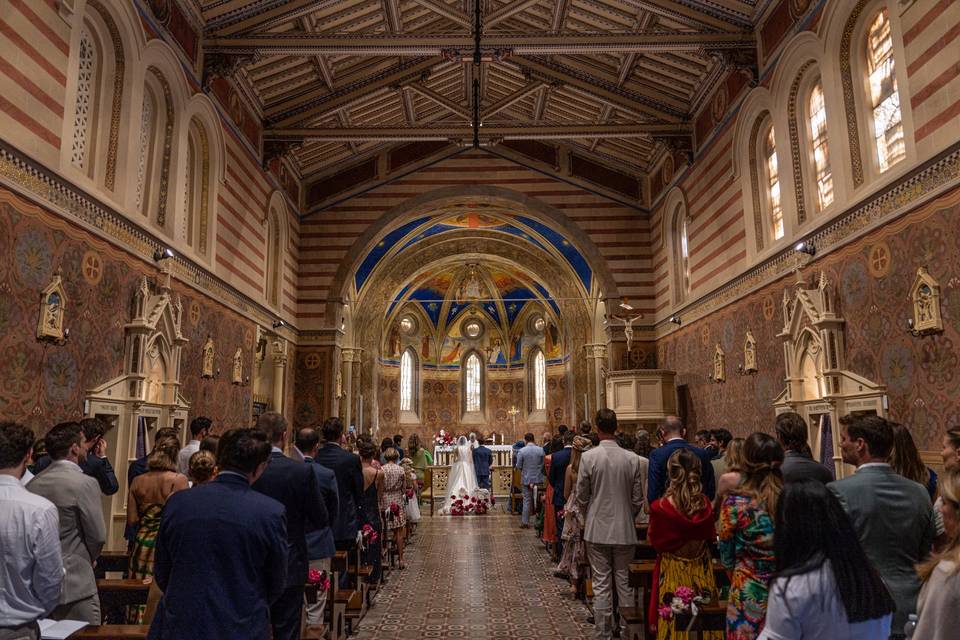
2, 0, 959, 638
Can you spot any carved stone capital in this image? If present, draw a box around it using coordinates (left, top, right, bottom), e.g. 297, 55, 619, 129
202, 52, 260, 90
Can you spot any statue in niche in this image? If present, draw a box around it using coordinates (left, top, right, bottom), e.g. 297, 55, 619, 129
233, 347, 243, 385
37, 269, 67, 342
782, 289, 793, 328
713, 344, 726, 383
202, 336, 215, 378
744, 330, 758, 373
911, 267, 943, 334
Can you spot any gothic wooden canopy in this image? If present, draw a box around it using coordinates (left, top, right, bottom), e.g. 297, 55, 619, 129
199, 0, 758, 181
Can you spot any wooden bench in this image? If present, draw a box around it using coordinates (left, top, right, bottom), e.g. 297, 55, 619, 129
95, 550, 130, 579
628, 560, 728, 611
618, 606, 645, 640
74, 625, 148, 639
674, 601, 727, 637
96, 579, 150, 624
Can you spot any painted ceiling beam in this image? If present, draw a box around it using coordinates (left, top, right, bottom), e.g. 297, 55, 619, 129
405, 83, 472, 121
204, 32, 755, 57
408, 0, 473, 29
481, 81, 546, 121
485, 0, 541, 29
618, 0, 750, 31
206, 0, 342, 37
265, 123, 691, 142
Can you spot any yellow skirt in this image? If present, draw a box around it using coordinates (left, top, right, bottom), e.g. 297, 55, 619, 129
657, 552, 723, 640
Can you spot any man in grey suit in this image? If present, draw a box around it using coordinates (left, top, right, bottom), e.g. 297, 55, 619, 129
828, 414, 935, 639
28, 422, 106, 624
514, 432, 545, 529
576, 409, 645, 640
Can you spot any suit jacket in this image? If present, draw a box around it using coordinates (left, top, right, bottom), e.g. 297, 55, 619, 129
515, 443, 545, 485
35, 453, 119, 495
829, 464, 936, 633
549, 446, 573, 508
148, 473, 288, 640
473, 445, 493, 478
648, 439, 716, 502
576, 440, 645, 545
781, 450, 834, 484
253, 451, 327, 587
27, 460, 106, 604
313, 443, 364, 544
304, 456, 340, 561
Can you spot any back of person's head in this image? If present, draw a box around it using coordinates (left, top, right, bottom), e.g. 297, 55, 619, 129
665, 448, 706, 517
393, 434, 403, 445
541, 431, 552, 445
383, 447, 399, 462
888, 422, 928, 485
634, 430, 653, 458
32, 438, 47, 462
524, 432, 535, 443
550, 436, 563, 452
944, 426, 960, 470
712, 428, 733, 450
189, 416, 212, 438
45, 422, 83, 461
620, 433, 636, 451
0, 421, 35, 469
920, 466, 960, 581
188, 450, 217, 484
296, 428, 320, 455
571, 436, 592, 472
321, 417, 344, 443
557, 424, 568, 436
380, 437, 394, 452
357, 440, 378, 461
661, 415, 684, 437
79, 417, 106, 442
596, 409, 617, 434
579, 421, 592, 435
724, 438, 746, 472
407, 433, 420, 451
774, 479, 895, 622
147, 440, 179, 472
840, 414, 893, 460
255, 412, 287, 445
563, 430, 575, 446
774, 412, 813, 458
695, 429, 711, 446
154, 427, 180, 447
199, 435, 220, 453
217, 428, 271, 475
741, 432, 784, 514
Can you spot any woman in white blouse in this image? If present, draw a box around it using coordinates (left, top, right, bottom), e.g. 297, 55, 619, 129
915, 464, 960, 639
758, 480, 894, 640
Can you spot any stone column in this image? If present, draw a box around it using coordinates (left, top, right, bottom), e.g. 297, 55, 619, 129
272, 339, 287, 414
341, 347, 362, 430
583, 343, 608, 416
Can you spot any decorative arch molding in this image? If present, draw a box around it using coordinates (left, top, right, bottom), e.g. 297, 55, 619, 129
659, 186, 689, 305
732, 87, 775, 259
265, 191, 289, 309
786, 59, 819, 226
177, 94, 225, 262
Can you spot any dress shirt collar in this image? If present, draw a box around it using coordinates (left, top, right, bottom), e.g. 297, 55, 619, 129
665, 436, 685, 443
598, 440, 619, 448
50, 459, 82, 473
856, 462, 891, 471
188, 439, 200, 446
271, 446, 284, 454
0, 474, 23, 487
217, 470, 249, 484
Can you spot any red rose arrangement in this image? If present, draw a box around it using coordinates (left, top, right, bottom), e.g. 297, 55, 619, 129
361, 523, 378, 545
405, 488, 415, 500
307, 569, 331, 592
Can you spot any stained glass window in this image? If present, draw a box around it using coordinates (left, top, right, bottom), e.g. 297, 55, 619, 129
71, 28, 97, 170
465, 353, 481, 413
808, 80, 834, 210
867, 8, 904, 172
764, 126, 784, 240
400, 349, 414, 412
533, 349, 546, 411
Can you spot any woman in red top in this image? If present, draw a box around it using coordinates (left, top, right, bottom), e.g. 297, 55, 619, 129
647, 448, 722, 639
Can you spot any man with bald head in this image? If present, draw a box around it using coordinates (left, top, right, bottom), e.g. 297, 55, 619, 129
647, 416, 715, 502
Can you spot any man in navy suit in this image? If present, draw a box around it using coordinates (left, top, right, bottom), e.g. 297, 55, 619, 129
648, 416, 716, 502
313, 417, 364, 583
148, 428, 288, 640
549, 430, 575, 557
297, 427, 340, 626
473, 433, 493, 489
252, 413, 328, 640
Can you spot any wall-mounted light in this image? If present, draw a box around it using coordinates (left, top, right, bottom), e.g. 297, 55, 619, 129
153, 247, 174, 262
906, 318, 939, 338
272, 320, 284, 329
669, 315, 682, 326
795, 241, 816, 257
619, 299, 634, 311
736, 363, 757, 376
707, 372, 724, 384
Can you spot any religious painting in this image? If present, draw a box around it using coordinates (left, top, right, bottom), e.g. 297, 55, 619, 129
545, 321, 561, 359
387, 324, 401, 358
232, 347, 243, 384
421, 334, 433, 363
439, 337, 463, 366
37, 269, 67, 342
487, 337, 506, 365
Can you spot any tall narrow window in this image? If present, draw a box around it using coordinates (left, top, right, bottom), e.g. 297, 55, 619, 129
678, 210, 690, 295
184, 134, 197, 247
400, 349, 415, 412
465, 353, 481, 413
533, 349, 546, 411
867, 8, 904, 172
71, 28, 98, 172
135, 91, 154, 214
266, 210, 281, 307
764, 126, 784, 241
808, 81, 834, 210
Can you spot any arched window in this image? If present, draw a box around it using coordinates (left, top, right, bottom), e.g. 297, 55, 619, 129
866, 8, 904, 172
266, 208, 282, 307
763, 125, 785, 241
138, 70, 174, 228
400, 348, 416, 412
673, 204, 690, 301
533, 349, 546, 411
464, 352, 482, 413
134, 87, 154, 214
184, 118, 211, 256
71, 27, 99, 174
808, 80, 834, 210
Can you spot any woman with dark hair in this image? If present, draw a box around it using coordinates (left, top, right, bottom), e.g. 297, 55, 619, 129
889, 422, 937, 500
915, 466, 960, 639
358, 440, 383, 581
635, 430, 654, 459
774, 412, 832, 485
647, 449, 721, 640
718, 432, 784, 640
757, 480, 894, 639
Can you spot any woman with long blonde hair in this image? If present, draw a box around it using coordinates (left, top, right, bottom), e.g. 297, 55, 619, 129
647, 449, 721, 639
714, 437, 746, 513
556, 436, 592, 599
915, 466, 960, 639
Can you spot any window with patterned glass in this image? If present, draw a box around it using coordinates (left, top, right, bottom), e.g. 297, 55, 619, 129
135, 92, 154, 214
533, 349, 546, 411
71, 27, 97, 171
808, 80, 834, 210
400, 349, 415, 412
764, 126, 784, 240
465, 353, 481, 413
867, 8, 904, 172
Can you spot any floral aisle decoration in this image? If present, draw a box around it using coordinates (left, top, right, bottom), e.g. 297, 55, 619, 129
305, 568, 331, 604
657, 585, 714, 631
358, 523, 378, 550
434, 430, 454, 447
445, 487, 492, 516
384, 501, 402, 524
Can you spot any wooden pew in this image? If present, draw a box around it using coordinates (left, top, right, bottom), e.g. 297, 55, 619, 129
674, 601, 728, 638
95, 550, 130, 579
74, 625, 148, 639
628, 559, 728, 611
96, 579, 149, 624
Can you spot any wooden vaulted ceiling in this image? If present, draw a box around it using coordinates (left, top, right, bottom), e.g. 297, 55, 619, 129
199, 0, 758, 182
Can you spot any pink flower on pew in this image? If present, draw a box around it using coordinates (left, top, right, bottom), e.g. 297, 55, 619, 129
658, 604, 673, 620
675, 586, 695, 605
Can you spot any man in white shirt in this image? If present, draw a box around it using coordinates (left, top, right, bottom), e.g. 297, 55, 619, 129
177, 416, 211, 476
0, 421, 63, 640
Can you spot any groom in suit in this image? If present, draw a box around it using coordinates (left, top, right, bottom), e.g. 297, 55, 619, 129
473, 433, 493, 489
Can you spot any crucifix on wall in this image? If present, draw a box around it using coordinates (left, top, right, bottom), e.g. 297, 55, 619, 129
508, 405, 520, 430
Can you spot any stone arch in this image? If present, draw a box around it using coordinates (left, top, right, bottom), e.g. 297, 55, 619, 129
265, 191, 290, 310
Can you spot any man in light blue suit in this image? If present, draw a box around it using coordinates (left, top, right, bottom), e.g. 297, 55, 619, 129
514, 432, 545, 528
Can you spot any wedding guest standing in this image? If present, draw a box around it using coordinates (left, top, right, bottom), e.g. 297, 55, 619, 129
314, 418, 364, 559
775, 413, 833, 485
380, 448, 410, 569
889, 422, 938, 500
549, 431, 575, 557
28, 422, 106, 625
298, 428, 340, 627
0, 421, 63, 640
515, 433, 545, 529
358, 441, 384, 582
649, 417, 715, 502
647, 449, 720, 640
714, 438, 745, 513
718, 433, 783, 640
915, 465, 960, 639
187, 450, 217, 485
177, 417, 211, 476
759, 480, 894, 640
33, 417, 119, 495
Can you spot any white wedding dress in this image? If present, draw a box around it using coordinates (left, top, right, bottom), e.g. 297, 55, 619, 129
440, 437, 479, 514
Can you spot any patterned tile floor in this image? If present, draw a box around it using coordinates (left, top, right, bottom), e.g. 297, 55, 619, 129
353, 512, 595, 639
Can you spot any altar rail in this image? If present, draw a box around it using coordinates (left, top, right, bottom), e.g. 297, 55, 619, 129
432, 444, 515, 467
424, 466, 515, 515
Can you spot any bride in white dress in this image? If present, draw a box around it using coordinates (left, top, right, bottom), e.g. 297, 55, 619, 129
440, 436, 478, 515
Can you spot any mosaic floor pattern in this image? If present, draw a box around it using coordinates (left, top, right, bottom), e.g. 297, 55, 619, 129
354, 513, 594, 639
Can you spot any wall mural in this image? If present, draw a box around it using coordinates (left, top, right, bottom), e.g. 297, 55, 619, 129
658, 187, 960, 451
0, 188, 254, 434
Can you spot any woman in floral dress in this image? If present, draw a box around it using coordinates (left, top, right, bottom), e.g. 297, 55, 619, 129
717, 433, 783, 640
557, 436, 592, 598
379, 447, 411, 568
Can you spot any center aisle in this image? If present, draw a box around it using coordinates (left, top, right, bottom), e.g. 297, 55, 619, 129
353, 513, 594, 639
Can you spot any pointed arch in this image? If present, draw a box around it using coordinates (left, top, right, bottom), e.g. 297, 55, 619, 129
265, 191, 290, 309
